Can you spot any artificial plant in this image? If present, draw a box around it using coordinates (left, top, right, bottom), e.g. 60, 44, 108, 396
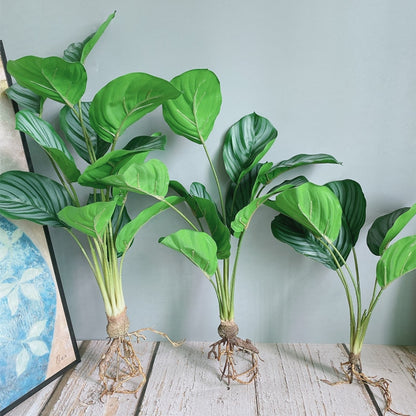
158, 68, 340, 383
269, 179, 416, 415
0, 13, 184, 395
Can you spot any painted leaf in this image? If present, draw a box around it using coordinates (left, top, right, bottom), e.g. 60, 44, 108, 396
16, 348, 30, 377
0, 171, 72, 226
16, 110, 80, 182
376, 236, 416, 288
367, 204, 416, 256
159, 229, 218, 278
63, 12, 115, 64
223, 113, 277, 184
58, 201, 117, 238
268, 182, 342, 242
89, 72, 181, 143
259, 153, 341, 185
27, 320, 47, 338
60, 102, 110, 163
162, 69, 222, 143
116, 196, 184, 253
7, 56, 87, 106
27, 340, 49, 356
6, 83, 43, 113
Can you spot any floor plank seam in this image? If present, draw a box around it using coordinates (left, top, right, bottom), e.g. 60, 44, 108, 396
341, 343, 383, 416
134, 341, 160, 416
39, 340, 89, 416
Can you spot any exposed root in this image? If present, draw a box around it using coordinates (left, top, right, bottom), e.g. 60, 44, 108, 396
208, 320, 259, 385
322, 353, 408, 416
99, 308, 182, 398
98, 333, 146, 398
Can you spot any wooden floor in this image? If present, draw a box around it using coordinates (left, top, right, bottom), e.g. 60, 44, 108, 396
6, 341, 416, 416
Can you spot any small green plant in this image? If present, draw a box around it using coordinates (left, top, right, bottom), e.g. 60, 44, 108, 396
158, 68, 340, 383
1, 13, 184, 395
269, 179, 416, 414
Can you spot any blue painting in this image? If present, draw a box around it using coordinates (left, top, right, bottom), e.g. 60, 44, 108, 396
0, 216, 57, 410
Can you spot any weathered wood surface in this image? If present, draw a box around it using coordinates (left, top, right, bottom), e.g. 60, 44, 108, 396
5, 342, 416, 416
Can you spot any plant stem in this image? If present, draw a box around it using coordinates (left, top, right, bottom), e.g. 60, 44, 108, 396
199, 136, 226, 223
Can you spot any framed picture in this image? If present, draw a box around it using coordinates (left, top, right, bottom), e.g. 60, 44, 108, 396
0, 41, 80, 415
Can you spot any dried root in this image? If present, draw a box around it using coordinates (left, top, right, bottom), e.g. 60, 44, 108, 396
322, 353, 408, 416
98, 308, 182, 398
208, 320, 259, 385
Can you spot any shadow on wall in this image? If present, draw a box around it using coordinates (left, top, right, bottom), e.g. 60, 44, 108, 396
387, 270, 416, 345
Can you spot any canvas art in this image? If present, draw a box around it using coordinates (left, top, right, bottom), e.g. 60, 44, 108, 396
0, 41, 79, 415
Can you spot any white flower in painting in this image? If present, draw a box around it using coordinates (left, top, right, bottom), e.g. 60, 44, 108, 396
0, 267, 42, 315
15, 320, 49, 377
0, 226, 23, 261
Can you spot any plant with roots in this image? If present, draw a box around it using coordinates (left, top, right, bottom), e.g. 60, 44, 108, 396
158, 68, 340, 384
0, 13, 183, 396
269, 179, 416, 415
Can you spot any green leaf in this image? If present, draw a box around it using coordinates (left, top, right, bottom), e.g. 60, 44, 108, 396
367, 204, 416, 256
231, 194, 271, 238
101, 159, 169, 198
58, 201, 116, 238
16, 110, 80, 182
0, 171, 72, 226
169, 180, 204, 218
325, 179, 366, 247
116, 196, 184, 253
271, 214, 353, 270
6, 84, 43, 113
60, 102, 110, 163
159, 229, 218, 277
89, 72, 181, 143
189, 182, 215, 202
7, 56, 87, 106
259, 153, 341, 184
193, 196, 231, 259
162, 69, 221, 143
376, 236, 416, 288
268, 182, 342, 241
78, 151, 148, 188
123, 133, 167, 152
63, 12, 115, 64
223, 113, 277, 184
225, 164, 269, 227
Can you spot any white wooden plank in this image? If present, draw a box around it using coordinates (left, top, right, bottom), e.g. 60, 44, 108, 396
138, 341, 257, 416
360, 344, 416, 415
255, 343, 378, 416
41, 339, 156, 416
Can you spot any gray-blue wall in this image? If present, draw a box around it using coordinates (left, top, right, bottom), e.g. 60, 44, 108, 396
1, 0, 416, 344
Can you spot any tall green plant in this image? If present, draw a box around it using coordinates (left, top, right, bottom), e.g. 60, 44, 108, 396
159, 68, 340, 383
269, 179, 416, 414
1, 13, 183, 396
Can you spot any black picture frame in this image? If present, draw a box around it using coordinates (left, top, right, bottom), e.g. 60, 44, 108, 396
0, 41, 80, 416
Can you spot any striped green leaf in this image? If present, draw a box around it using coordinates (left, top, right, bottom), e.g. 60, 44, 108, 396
223, 113, 277, 184
0, 171, 72, 226
16, 110, 80, 182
